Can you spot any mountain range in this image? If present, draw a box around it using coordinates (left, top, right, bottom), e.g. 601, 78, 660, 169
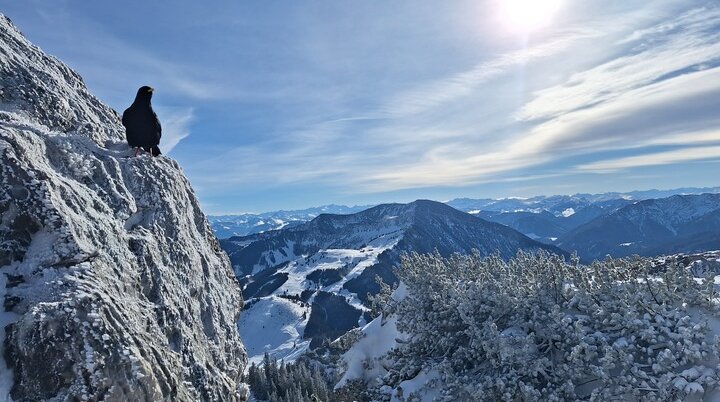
209, 187, 720, 242
208, 204, 372, 238
225, 199, 565, 362
226, 191, 720, 363
558, 193, 720, 261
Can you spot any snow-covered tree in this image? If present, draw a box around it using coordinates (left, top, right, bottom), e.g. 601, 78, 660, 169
245, 354, 332, 402
378, 251, 720, 401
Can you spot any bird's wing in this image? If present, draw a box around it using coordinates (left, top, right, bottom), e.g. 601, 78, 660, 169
153, 111, 162, 139
122, 108, 133, 145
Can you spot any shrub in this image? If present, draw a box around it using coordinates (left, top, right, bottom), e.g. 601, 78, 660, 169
381, 251, 720, 401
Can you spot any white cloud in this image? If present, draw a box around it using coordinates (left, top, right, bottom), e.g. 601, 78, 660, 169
645, 129, 720, 147
514, 66, 720, 156
154, 106, 193, 154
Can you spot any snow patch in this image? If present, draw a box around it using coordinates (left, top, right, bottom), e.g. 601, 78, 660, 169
561, 207, 576, 217
391, 369, 441, 402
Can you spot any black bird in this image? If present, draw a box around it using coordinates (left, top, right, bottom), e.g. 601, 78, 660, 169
122, 86, 162, 156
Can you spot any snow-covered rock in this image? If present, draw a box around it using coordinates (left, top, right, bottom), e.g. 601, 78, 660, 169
0, 14, 247, 401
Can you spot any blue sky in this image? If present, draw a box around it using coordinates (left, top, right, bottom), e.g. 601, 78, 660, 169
2, 1, 720, 213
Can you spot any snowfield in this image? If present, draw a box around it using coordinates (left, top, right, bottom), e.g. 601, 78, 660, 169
239, 296, 311, 366
273, 235, 401, 306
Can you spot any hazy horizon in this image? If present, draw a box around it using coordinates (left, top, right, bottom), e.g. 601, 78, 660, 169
206, 185, 720, 216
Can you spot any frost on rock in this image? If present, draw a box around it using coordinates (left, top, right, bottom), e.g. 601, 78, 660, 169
0, 14, 247, 401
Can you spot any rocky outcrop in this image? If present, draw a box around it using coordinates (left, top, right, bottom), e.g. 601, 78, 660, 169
0, 15, 247, 401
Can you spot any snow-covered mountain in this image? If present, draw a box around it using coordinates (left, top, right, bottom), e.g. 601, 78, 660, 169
558, 193, 720, 261
223, 200, 566, 363
208, 204, 372, 238
0, 15, 247, 401
209, 187, 720, 241
448, 188, 720, 244
447, 187, 720, 215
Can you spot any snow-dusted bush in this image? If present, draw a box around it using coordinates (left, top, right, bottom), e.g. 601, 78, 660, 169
382, 251, 720, 401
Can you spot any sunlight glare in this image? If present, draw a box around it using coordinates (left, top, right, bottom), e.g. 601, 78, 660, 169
498, 0, 564, 34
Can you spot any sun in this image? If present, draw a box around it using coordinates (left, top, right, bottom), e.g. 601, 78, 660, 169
497, 0, 564, 34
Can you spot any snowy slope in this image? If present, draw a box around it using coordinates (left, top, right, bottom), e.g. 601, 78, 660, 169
335, 283, 407, 391
0, 15, 247, 401
335, 315, 402, 389
238, 296, 311, 366
229, 212, 405, 362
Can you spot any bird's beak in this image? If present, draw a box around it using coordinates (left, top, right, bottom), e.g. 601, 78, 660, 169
148, 87, 154, 93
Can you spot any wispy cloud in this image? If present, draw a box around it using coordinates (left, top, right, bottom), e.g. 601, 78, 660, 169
188, 27, 607, 191
502, 5, 720, 178
377, 28, 599, 117
518, 6, 720, 122
515, 66, 720, 155
577, 146, 720, 172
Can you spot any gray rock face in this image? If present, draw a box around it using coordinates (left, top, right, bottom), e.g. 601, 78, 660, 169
0, 15, 247, 401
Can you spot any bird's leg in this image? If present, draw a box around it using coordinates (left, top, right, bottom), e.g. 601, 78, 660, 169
134, 147, 141, 157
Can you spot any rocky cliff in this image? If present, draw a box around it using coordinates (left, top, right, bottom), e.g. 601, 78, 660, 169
0, 15, 247, 401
